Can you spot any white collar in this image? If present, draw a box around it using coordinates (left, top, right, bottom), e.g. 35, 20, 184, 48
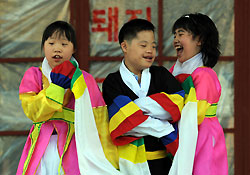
119, 59, 151, 98
41, 56, 78, 84
172, 52, 203, 76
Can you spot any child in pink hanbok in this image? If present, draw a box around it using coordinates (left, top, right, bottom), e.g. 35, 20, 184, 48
169, 13, 228, 175
16, 21, 119, 175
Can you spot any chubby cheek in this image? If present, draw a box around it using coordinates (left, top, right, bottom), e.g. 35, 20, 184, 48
65, 50, 74, 60
63, 53, 71, 60
152, 49, 156, 57
43, 47, 52, 58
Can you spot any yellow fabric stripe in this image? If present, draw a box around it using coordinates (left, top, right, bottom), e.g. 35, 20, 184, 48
197, 100, 210, 124
205, 103, 217, 118
93, 106, 119, 169
23, 123, 43, 175
71, 75, 86, 99
109, 102, 140, 132
118, 143, 147, 164
162, 92, 184, 113
50, 108, 75, 123
197, 101, 217, 124
146, 150, 168, 160
46, 83, 64, 104
20, 91, 62, 122
185, 87, 197, 104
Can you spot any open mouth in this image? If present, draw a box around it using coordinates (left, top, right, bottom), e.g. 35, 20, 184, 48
143, 56, 153, 60
52, 55, 62, 59
175, 45, 183, 56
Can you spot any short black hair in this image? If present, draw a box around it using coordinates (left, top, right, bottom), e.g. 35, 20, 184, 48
118, 18, 155, 45
41, 21, 77, 51
172, 13, 220, 68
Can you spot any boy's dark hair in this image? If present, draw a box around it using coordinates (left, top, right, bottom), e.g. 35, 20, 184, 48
41, 21, 77, 51
118, 18, 155, 45
172, 13, 220, 68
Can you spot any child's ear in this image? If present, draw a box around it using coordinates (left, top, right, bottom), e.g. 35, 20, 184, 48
121, 41, 128, 53
197, 40, 202, 46
196, 36, 202, 46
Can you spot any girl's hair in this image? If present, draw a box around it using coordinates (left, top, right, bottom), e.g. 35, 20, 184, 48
41, 21, 77, 51
172, 13, 220, 68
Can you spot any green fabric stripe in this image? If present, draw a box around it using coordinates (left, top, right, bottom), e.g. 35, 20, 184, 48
23, 123, 43, 174
205, 103, 217, 117
71, 68, 82, 89
49, 118, 74, 124
46, 96, 63, 105
130, 138, 144, 147
205, 114, 216, 117
33, 107, 74, 124
70, 60, 78, 68
63, 107, 74, 112
33, 118, 74, 124
181, 76, 195, 94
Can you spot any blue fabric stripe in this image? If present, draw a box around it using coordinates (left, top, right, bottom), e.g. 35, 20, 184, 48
161, 123, 178, 145
174, 90, 185, 97
50, 72, 71, 89
108, 95, 132, 120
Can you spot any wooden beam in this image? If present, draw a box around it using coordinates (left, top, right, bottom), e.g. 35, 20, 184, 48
0, 131, 29, 136
0, 57, 43, 63
234, 0, 250, 174
71, 0, 90, 72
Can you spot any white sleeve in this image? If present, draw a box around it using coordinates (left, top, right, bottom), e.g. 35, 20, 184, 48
134, 96, 172, 120
124, 116, 174, 138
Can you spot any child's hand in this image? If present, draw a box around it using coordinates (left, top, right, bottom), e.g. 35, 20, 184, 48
50, 60, 76, 89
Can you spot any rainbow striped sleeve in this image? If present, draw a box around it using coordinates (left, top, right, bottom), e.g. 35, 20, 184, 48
161, 123, 179, 155
149, 90, 185, 122
180, 75, 197, 104
108, 95, 148, 146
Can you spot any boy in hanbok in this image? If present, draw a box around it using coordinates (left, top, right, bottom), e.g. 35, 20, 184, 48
169, 13, 228, 175
102, 18, 185, 175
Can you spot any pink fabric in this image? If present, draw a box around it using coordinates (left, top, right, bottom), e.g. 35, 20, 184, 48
194, 117, 228, 175
19, 67, 42, 94
16, 125, 35, 174
170, 66, 228, 175
192, 68, 221, 103
82, 71, 106, 107
17, 67, 104, 174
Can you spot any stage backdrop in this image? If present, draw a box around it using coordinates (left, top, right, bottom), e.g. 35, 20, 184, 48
0, 0, 234, 174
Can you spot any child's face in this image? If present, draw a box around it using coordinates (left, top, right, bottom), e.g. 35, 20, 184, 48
173, 28, 201, 63
121, 30, 156, 75
43, 32, 74, 69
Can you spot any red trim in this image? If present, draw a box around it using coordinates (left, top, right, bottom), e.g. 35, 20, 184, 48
175, 74, 190, 83
150, 93, 182, 122
165, 136, 179, 156
110, 110, 148, 146
111, 135, 141, 146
